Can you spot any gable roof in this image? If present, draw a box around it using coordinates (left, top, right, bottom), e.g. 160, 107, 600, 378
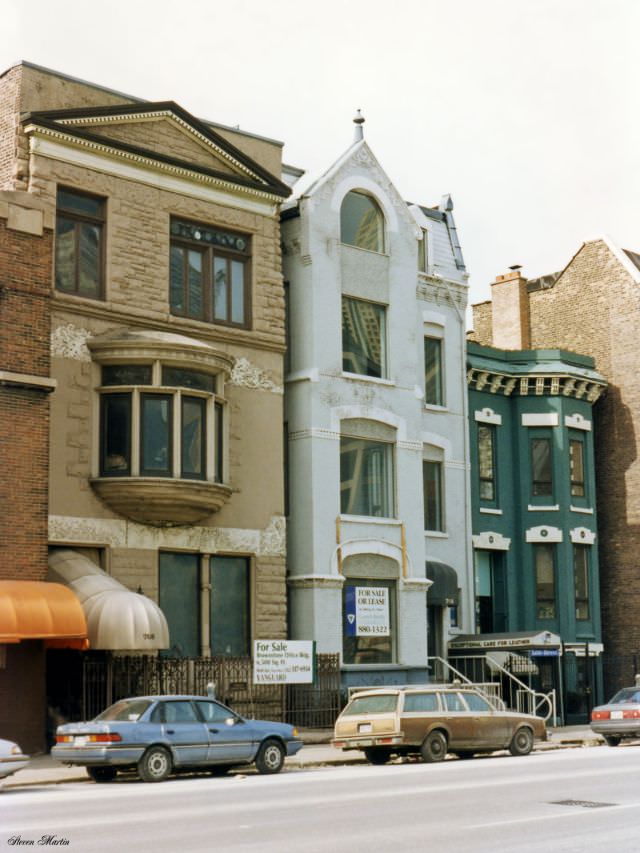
22, 101, 291, 200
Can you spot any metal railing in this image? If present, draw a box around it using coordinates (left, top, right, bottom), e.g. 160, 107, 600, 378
429, 655, 557, 723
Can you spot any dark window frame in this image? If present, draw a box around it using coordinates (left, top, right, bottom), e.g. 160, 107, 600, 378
100, 392, 132, 476
424, 336, 444, 406
170, 218, 252, 329
99, 364, 225, 483
341, 295, 387, 379
423, 459, 444, 532
477, 424, 497, 503
569, 436, 586, 499
573, 544, 590, 621
534, 543, 556, 620
530, 433, 554, 500
140, 392, 174, 477
55, 186, 106, 300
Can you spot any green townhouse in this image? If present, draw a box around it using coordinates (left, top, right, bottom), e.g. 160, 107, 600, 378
460, 342, 607, 724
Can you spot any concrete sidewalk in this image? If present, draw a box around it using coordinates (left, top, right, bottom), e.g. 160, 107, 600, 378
2, 726, 605, 790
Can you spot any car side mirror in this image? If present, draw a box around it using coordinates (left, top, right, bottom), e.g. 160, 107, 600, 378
225, 717, 239, 726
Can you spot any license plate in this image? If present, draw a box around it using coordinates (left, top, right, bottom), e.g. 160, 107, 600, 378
359, 723, 373, 734
74, 736, 88, 747
610, 711, 623, 720
358, 739, 373, 747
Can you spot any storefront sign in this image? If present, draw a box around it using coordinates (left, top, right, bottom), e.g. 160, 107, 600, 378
253, 640, 315, 684
530, 649, 560, 657
345, 586, 390, 637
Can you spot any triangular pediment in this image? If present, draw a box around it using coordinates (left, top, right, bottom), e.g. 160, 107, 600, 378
23, 101, 290, 199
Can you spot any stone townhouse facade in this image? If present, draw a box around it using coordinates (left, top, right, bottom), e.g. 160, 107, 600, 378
282, 118, 473, 690
0, 62, 291, 748
471, 243, 640, 694
463, 341, 606, 722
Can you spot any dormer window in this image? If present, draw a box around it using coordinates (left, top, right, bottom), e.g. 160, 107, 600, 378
340, 191, 385, 253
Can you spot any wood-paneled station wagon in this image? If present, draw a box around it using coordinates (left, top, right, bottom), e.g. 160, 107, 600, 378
333, 685, 547, 764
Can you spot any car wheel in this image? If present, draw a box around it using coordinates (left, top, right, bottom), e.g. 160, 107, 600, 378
421, 730, 448, 763
255, 739, 285, 774
604, 735, 621, 747
509, 727, 534, 756
454, 751, 475, 760
86, 766, 117, 783
209, 764, 233, 776
363, 748, 391, 765
138, 746, 172, 783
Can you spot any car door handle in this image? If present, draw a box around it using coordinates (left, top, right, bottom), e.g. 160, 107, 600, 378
208, 728, 219, 734
166, 729, 175, 734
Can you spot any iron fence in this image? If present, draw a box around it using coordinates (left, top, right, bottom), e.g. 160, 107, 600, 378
81, 653, 340, 728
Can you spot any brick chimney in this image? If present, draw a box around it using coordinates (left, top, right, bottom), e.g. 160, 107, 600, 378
490, 267, 531, 350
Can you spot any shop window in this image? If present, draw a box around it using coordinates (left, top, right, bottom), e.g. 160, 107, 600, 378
170, 219, 250, 328
55, 187, 105, 299
99, 364, 224, 482
424, 337, 444, 406
342, 296, 387, 378
343, 580, 395, 664
340, 191, 385, 253
340, 436, 394, 518
534, 544, 556, 620
573, 545, 590, 621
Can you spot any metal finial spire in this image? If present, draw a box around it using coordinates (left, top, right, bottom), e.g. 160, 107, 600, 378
353, 109, 365, 142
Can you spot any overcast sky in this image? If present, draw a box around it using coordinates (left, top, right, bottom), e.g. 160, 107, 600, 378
4, 0, 638, 321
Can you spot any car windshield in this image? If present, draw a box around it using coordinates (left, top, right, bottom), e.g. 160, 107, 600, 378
342, 695, 398, 715
609, 688, 640, 705
94, 699, 153, 722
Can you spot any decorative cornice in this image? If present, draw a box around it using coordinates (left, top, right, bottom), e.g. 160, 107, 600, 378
467, 367, 605, 401
55, 110, 257, 181
472, 531, 511, 551
0, 370, 56, 392
570, 526, 596, 545
287, 575, 344, 590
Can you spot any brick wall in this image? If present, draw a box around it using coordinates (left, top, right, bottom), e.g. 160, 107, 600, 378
0, 65, 23, 190
0, 209, 52, 580
469, 300, 493, 346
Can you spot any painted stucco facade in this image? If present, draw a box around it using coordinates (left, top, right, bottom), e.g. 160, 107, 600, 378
282, 130, 472, 688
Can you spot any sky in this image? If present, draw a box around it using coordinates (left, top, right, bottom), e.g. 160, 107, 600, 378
3, 0, 638, 322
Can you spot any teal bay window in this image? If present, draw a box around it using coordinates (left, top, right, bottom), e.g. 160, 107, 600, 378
570, 437, 586, 499
99, 364, 225, 482
160, 553, 250, 658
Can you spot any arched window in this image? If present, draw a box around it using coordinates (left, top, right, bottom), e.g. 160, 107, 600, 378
340, 191, 385, 253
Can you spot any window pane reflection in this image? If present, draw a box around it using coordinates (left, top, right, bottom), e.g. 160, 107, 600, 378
181, 396, 205, 479
141, 394, 172, 476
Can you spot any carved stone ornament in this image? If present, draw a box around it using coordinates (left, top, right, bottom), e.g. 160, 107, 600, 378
230, 357, 283, 394
51, 323, 92, 362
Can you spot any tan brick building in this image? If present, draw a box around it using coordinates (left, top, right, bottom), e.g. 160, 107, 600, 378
471, 238, 640, 687
0, 62, 291, 750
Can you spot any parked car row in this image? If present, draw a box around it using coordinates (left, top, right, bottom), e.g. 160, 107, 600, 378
5, 683, 640, 786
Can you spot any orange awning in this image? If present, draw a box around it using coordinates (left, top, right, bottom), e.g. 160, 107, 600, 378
0, 580, 89, 649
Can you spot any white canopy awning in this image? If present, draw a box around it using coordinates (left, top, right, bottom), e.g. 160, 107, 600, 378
48, 549, 169, 651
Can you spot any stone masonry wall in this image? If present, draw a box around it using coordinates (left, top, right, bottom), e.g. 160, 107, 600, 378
528, 239, 640, 659
469, 300, 493, 346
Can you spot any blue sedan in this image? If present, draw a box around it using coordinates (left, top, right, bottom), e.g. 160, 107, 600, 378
52, 695, 303, 783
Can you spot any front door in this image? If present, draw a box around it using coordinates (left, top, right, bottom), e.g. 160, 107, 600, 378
475, 551, 507, 633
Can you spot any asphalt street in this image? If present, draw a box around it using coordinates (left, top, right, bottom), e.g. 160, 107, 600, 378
2, 746, 639, 853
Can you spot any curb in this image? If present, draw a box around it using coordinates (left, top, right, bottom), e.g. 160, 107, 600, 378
3, 738, 603, 789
